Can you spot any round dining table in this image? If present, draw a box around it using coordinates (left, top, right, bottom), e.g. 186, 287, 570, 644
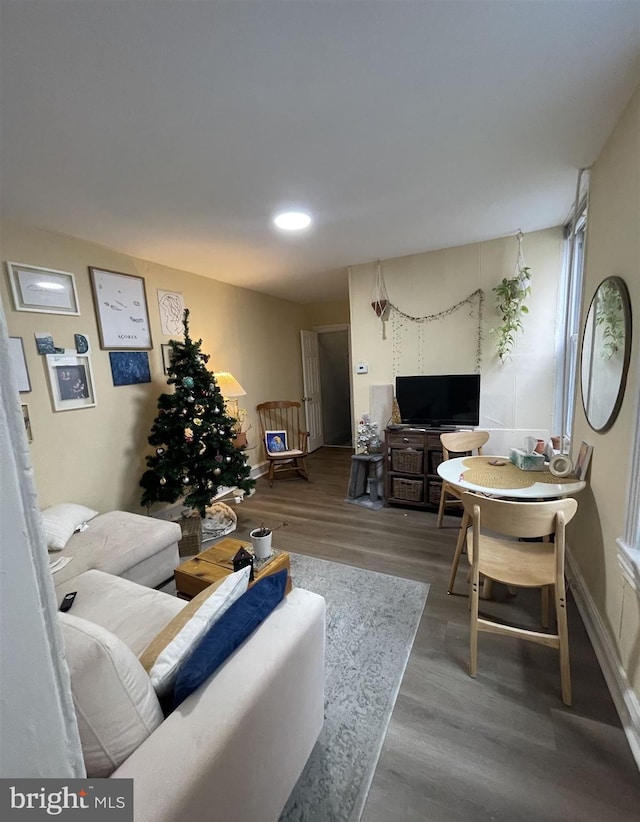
437, 455, 586, 499
437, 455, 586, 595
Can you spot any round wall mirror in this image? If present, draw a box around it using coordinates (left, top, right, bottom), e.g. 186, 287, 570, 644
581, 276, 632, 433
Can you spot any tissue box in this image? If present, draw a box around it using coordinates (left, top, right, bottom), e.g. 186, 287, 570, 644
509, 448, 545, 471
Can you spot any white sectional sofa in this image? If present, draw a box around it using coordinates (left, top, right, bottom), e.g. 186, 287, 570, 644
51, 510, 181, 590
56, 569, 326, 822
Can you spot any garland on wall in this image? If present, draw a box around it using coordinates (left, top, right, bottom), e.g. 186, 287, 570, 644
390, 289, 485, 376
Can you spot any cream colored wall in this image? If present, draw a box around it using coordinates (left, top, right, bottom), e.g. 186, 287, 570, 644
569, 87, 640, 697
1, 221, 306, 514
304, 299, 350, 327
348, 227, 564, 452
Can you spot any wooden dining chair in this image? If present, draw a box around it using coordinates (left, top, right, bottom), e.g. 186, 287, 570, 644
460, 491, 578, 706
437, 430, 490, 528
256, 401, 311, 487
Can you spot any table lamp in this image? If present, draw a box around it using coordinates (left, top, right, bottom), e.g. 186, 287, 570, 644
213, 372, 246, 418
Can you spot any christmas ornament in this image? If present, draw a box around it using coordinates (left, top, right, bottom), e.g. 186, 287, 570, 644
184, 427, 194, 442
207, 480, 213, 489
182, 377, 194, 389
159, 477, 167, 485
195, 404, 204, 414
225, 456, 231, 463
215, 454, 223, 462
213, 467, 222, 476
214, 407, 220, 414
199, 444, 207, 455
186, 395, 195, 403
193, 417, 202, 426
156, 447, 165, 456
183, 476, 191, 485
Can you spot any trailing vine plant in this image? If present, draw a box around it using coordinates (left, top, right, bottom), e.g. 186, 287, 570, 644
491, 231, 531, 362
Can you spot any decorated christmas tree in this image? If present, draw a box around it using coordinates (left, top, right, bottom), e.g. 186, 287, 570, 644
140, 309, 255, 516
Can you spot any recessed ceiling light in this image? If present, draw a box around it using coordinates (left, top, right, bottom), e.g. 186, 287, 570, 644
273, 211, 312, 231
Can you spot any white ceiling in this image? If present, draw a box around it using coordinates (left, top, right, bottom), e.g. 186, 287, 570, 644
1, 1, 639, 304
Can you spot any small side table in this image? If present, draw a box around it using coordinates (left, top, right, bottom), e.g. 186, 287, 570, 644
346, 454, 385, 509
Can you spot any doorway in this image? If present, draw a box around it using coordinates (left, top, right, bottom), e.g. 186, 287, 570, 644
317, 326, 352, 447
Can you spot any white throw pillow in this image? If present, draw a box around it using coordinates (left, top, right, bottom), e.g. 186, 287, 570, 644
41, 503, 99, 551
139, 566, 251, 698
59, 612, 163, 777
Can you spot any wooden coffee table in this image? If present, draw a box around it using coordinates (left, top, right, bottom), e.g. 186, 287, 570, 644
174, 536, 291, 600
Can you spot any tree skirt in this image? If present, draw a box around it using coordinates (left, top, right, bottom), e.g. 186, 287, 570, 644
280, 554, 429, 822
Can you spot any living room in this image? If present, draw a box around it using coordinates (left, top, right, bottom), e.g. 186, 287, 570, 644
1, 1, 639, 818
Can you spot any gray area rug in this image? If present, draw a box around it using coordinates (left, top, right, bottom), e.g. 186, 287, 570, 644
280, 554, 429, 822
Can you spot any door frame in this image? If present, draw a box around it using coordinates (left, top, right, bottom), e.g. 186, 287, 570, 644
312, 323, 354, 448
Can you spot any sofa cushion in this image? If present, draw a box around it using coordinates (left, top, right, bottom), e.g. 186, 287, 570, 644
41, 503, 99, 551
59, 612, 163, 777
140, 566, 251, 698
55, 570, 187, 655
173, 570, 288, 708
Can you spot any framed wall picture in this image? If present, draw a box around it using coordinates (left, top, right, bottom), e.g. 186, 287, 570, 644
161, 343, 174, 375
109, 351, 152, 386
89, 267, 152, 349
45, 352, 96, 411
21, 404, 33, 442
6, 262, 80, 315
157, 290, 185, 336
8, 337, 31, 392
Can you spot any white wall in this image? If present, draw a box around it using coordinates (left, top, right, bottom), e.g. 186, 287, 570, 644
348, 228, 564, 453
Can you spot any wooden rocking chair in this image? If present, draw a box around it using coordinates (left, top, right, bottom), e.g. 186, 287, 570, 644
256, 401, 311, 487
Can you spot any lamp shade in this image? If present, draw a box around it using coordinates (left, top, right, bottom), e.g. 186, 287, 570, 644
214, 372, 247, 397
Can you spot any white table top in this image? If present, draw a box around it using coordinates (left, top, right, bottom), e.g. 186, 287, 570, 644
437, 455, 586, 499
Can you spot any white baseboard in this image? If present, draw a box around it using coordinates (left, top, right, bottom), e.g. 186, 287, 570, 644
566, 547, 640, 769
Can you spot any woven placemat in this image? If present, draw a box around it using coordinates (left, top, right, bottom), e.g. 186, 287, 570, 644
461, 456, 577, 489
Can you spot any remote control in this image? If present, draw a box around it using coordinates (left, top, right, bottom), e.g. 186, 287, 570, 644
59, 592, 77, 612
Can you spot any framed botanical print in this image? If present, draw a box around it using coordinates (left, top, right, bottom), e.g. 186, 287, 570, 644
7, 262, 80, 315
89, 267, 152, 349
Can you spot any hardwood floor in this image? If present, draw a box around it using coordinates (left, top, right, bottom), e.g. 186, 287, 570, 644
233, 447, 640, 821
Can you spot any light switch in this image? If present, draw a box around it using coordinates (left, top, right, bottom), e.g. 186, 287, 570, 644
356, 362, 368, 374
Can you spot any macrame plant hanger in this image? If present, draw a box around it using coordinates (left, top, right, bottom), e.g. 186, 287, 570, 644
371, 259, 390, 338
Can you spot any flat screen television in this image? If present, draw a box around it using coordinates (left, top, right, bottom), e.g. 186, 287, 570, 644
395, 374, 480, 428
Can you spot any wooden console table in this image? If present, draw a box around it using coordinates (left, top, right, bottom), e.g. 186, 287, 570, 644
384, 426, 447, 510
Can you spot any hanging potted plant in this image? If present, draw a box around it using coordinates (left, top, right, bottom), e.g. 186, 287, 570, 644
491, 232, 531, 362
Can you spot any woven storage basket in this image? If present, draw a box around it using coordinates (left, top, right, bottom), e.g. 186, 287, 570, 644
428, 482, 443, 505
178, 514, 203, 557
392, 477, 423, 502
391, 449, 423, 474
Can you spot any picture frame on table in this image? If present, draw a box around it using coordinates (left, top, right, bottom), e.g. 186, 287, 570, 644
89, 267, 152, 349
6, 262, 80, 315
8, 337, 31, 392
265, 429, 288, 454
45, 351, 97, 412
574, 441, 593, 481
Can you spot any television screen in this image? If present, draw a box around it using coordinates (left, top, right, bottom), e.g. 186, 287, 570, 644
395, 374, 480, 427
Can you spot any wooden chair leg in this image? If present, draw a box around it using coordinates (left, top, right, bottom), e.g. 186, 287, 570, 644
447, 510, 470, 594
555, 582, 572, 706
469, 567, 480, 678
268, 461, 275, 487
437, 483, 447, 528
